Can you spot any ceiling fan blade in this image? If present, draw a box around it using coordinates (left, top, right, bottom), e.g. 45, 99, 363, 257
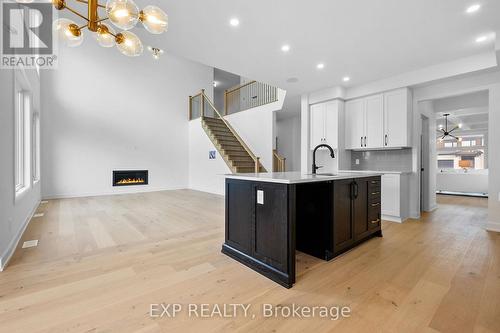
449, 126, 459, 133
450, 134, 459, 140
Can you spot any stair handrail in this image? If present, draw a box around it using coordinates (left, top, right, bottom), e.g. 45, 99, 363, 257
194, 89, 262, 173
273, 149, 286, 172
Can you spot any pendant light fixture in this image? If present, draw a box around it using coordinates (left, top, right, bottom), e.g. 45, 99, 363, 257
52, 0, 168, 57
438, 113, 463, 141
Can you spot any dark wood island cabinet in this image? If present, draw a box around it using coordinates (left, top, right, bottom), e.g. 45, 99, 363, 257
222, 172, 382, 288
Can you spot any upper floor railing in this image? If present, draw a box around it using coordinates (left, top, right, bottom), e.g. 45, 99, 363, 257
224, 81, 278, 115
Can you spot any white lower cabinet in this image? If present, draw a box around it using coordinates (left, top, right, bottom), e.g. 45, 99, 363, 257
381, 174, 409, 223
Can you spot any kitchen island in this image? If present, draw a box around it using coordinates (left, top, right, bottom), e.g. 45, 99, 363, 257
222, 172, 383, 288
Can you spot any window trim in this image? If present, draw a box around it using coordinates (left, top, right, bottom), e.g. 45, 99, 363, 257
14, 90, 32, 198
15, 91, 25, 193
32, 111, 40, 184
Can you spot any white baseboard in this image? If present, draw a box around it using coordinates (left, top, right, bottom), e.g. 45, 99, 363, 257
42, 187, 186, 200
424, 205, 438, 212
485, 221, 500, 233
382, 215, 408, 223
0, 200, 40, 272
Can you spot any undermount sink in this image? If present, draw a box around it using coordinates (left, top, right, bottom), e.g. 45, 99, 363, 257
307, 173, 338, 176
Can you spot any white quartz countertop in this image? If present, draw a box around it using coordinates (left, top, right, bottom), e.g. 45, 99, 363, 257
339, 170, 412, 175
224, 171, 382, 184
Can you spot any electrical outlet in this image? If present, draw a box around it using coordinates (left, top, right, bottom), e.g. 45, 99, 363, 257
355, 159, 360, 165
257, 190, 264, 205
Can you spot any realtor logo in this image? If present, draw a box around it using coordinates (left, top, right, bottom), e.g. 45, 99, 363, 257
1, 0, 57, 69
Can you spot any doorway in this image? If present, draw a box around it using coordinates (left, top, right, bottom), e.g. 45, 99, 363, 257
419, 90, 489, 213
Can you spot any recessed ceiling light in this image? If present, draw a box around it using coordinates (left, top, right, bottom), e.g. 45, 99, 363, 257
281, 44, 290, 52
466, 4, 481, 13
229, 18, 240, 27
316, 63, 325, 70
213, 81, 218, 88
343, 76, 350, 82
475, 34, 490, 43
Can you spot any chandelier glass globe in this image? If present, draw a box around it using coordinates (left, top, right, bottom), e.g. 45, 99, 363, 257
106, 0, 139, 30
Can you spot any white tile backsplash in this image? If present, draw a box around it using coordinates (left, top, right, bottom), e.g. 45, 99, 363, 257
350, 149, 412, 172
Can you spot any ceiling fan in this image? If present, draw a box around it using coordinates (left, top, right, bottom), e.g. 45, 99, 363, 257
438, 113, 462, 141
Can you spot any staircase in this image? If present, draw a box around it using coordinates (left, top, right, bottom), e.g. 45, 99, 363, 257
202, 117, 266, 173
189, 89, 266, 174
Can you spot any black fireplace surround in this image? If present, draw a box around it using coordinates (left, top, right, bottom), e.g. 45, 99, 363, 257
113, 170, 148, 186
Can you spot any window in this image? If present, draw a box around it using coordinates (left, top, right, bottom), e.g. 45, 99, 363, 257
15, 91, 31, 195
33, 112, 40, 182
438, 160, 454, 169
461, 140, 471, 147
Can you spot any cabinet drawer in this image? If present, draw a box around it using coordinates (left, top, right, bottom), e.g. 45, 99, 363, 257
368, 215, 381, 228
369, 201, 381, 210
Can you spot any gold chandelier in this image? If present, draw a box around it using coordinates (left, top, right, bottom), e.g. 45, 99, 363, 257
52, 0, 168, 56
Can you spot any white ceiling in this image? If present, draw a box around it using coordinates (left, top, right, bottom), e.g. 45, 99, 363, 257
134, 0, 500, 96
62, 0, 500, 97
434, 90, 489, 138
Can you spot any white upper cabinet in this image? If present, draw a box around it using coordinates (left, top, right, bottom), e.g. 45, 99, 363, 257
345, 88, 411, 150
323, 101, 338, 148
364, 94, 384, 148
384, 89, 411, 148
310, 101, 338, 150
345, 99, 365, 149
310, 103, 325, 149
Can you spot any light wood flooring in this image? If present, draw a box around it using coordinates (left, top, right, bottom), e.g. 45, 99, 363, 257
0, 191, 499, 332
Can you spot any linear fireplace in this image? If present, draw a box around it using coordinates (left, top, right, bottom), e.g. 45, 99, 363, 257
113, 170, 148, 186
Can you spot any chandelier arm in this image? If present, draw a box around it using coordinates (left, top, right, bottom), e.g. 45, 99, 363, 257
96, 17, 109, 23
105, 30, 118, 38
63, 4, 89, 21
78, 24, 89, 30
73, 0, 106, 9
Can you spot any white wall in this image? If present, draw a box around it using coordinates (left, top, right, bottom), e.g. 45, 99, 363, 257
41, 41, 213, 199
276, 115, 301, 171
225, 89, 286, 172
437, 172, 488, 194
187, 89, 285, 195
188, 118, 231, 195
417, 100, 437, 211
0, 68, 41, 270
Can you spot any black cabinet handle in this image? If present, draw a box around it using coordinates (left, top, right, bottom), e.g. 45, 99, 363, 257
385, 134, 388, 146
364, 136, 367, 147
354, 182, 359, 199
360, 137, 363, 147
370, 219, 380, 224
371, 203, 380, 207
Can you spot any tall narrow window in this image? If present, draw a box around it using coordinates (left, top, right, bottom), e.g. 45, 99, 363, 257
15, 91, 32, 195
15, 92, 25, 192
33, 112, 40, 183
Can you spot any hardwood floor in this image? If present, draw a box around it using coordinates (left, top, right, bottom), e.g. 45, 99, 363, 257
0, 191, 499, 332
